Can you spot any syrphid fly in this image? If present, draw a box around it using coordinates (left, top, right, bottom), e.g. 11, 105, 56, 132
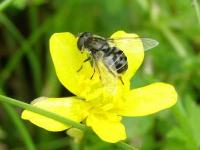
77, 32, 159, 85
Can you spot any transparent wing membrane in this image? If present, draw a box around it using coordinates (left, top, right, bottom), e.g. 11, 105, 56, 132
141, 38, 159, 51
107, 37, 159, 51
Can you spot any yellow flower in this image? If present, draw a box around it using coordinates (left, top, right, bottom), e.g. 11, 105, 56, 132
21, 31, 177, 143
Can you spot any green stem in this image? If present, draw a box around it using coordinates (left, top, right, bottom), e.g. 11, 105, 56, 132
0, 95, 138, 150
78, 135, 86, 150
192, 0, 200, 24
0, 95, 86, 131
41, 52, 61, 96
0, 90, 36, 150
12, 138, 69, 150
28, 3, 41, 57
0, 17, 49, 90
0, 5, 68, 91
0, 0, 15, 12
37, 137, 69, 150
0, 13, 41, 95
135, 0, 148, 12
171, 101, 199, 150
159, 25, 187, 58
117, 141, 138, 150
3, 104, 36, 150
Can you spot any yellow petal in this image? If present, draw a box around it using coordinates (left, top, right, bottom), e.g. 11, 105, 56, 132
119, 82, 178, 116
110, 31, 144, 83
50, 32, 95, 97
86, 112, 126, 143
21, 97, 89, 131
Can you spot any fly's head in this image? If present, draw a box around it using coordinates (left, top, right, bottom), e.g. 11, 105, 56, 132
77, 32, 93, 52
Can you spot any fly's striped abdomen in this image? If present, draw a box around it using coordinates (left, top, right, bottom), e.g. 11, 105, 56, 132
103, 47, 128, 74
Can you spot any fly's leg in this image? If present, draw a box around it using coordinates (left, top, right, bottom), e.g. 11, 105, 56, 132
90, 68, 95, 79
77, 57, 91, 72
90, 58, 97, 80
106, 65, 125, 85
92, 57, 102, 80
118, 76, 124, 85
107, 66, 124, 85
77, 56, 98, 80
77, 66, 83, 72
96, 64, 102, 80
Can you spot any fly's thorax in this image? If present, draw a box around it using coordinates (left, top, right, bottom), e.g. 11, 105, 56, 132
87, 38, 108, 52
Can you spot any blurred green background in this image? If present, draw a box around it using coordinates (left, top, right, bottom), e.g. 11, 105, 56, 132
0, 0, 200, 150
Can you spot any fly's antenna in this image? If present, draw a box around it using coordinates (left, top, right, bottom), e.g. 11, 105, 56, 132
77, 32, 83, 37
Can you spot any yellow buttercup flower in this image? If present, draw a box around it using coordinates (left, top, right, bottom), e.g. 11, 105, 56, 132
21, 31, 177, 143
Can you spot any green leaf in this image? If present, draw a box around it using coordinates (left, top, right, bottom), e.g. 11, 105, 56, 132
12, 0, 26, 9
184, 95, 200, 147
0, 126, 6, 140
167, 127, 188, 143
31, 0, 46, 5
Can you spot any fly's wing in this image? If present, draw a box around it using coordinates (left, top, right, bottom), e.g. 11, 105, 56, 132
140, 38, 159, 51
93, 51, 120, 94
92, 34, 106, 40
107, 37, 159, 51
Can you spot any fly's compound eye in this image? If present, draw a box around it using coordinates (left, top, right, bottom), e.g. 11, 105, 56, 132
77, 32, 92, 51
77, 36, 85, 50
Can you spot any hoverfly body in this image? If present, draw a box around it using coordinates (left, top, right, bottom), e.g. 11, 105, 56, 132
77, 32, 159, 85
